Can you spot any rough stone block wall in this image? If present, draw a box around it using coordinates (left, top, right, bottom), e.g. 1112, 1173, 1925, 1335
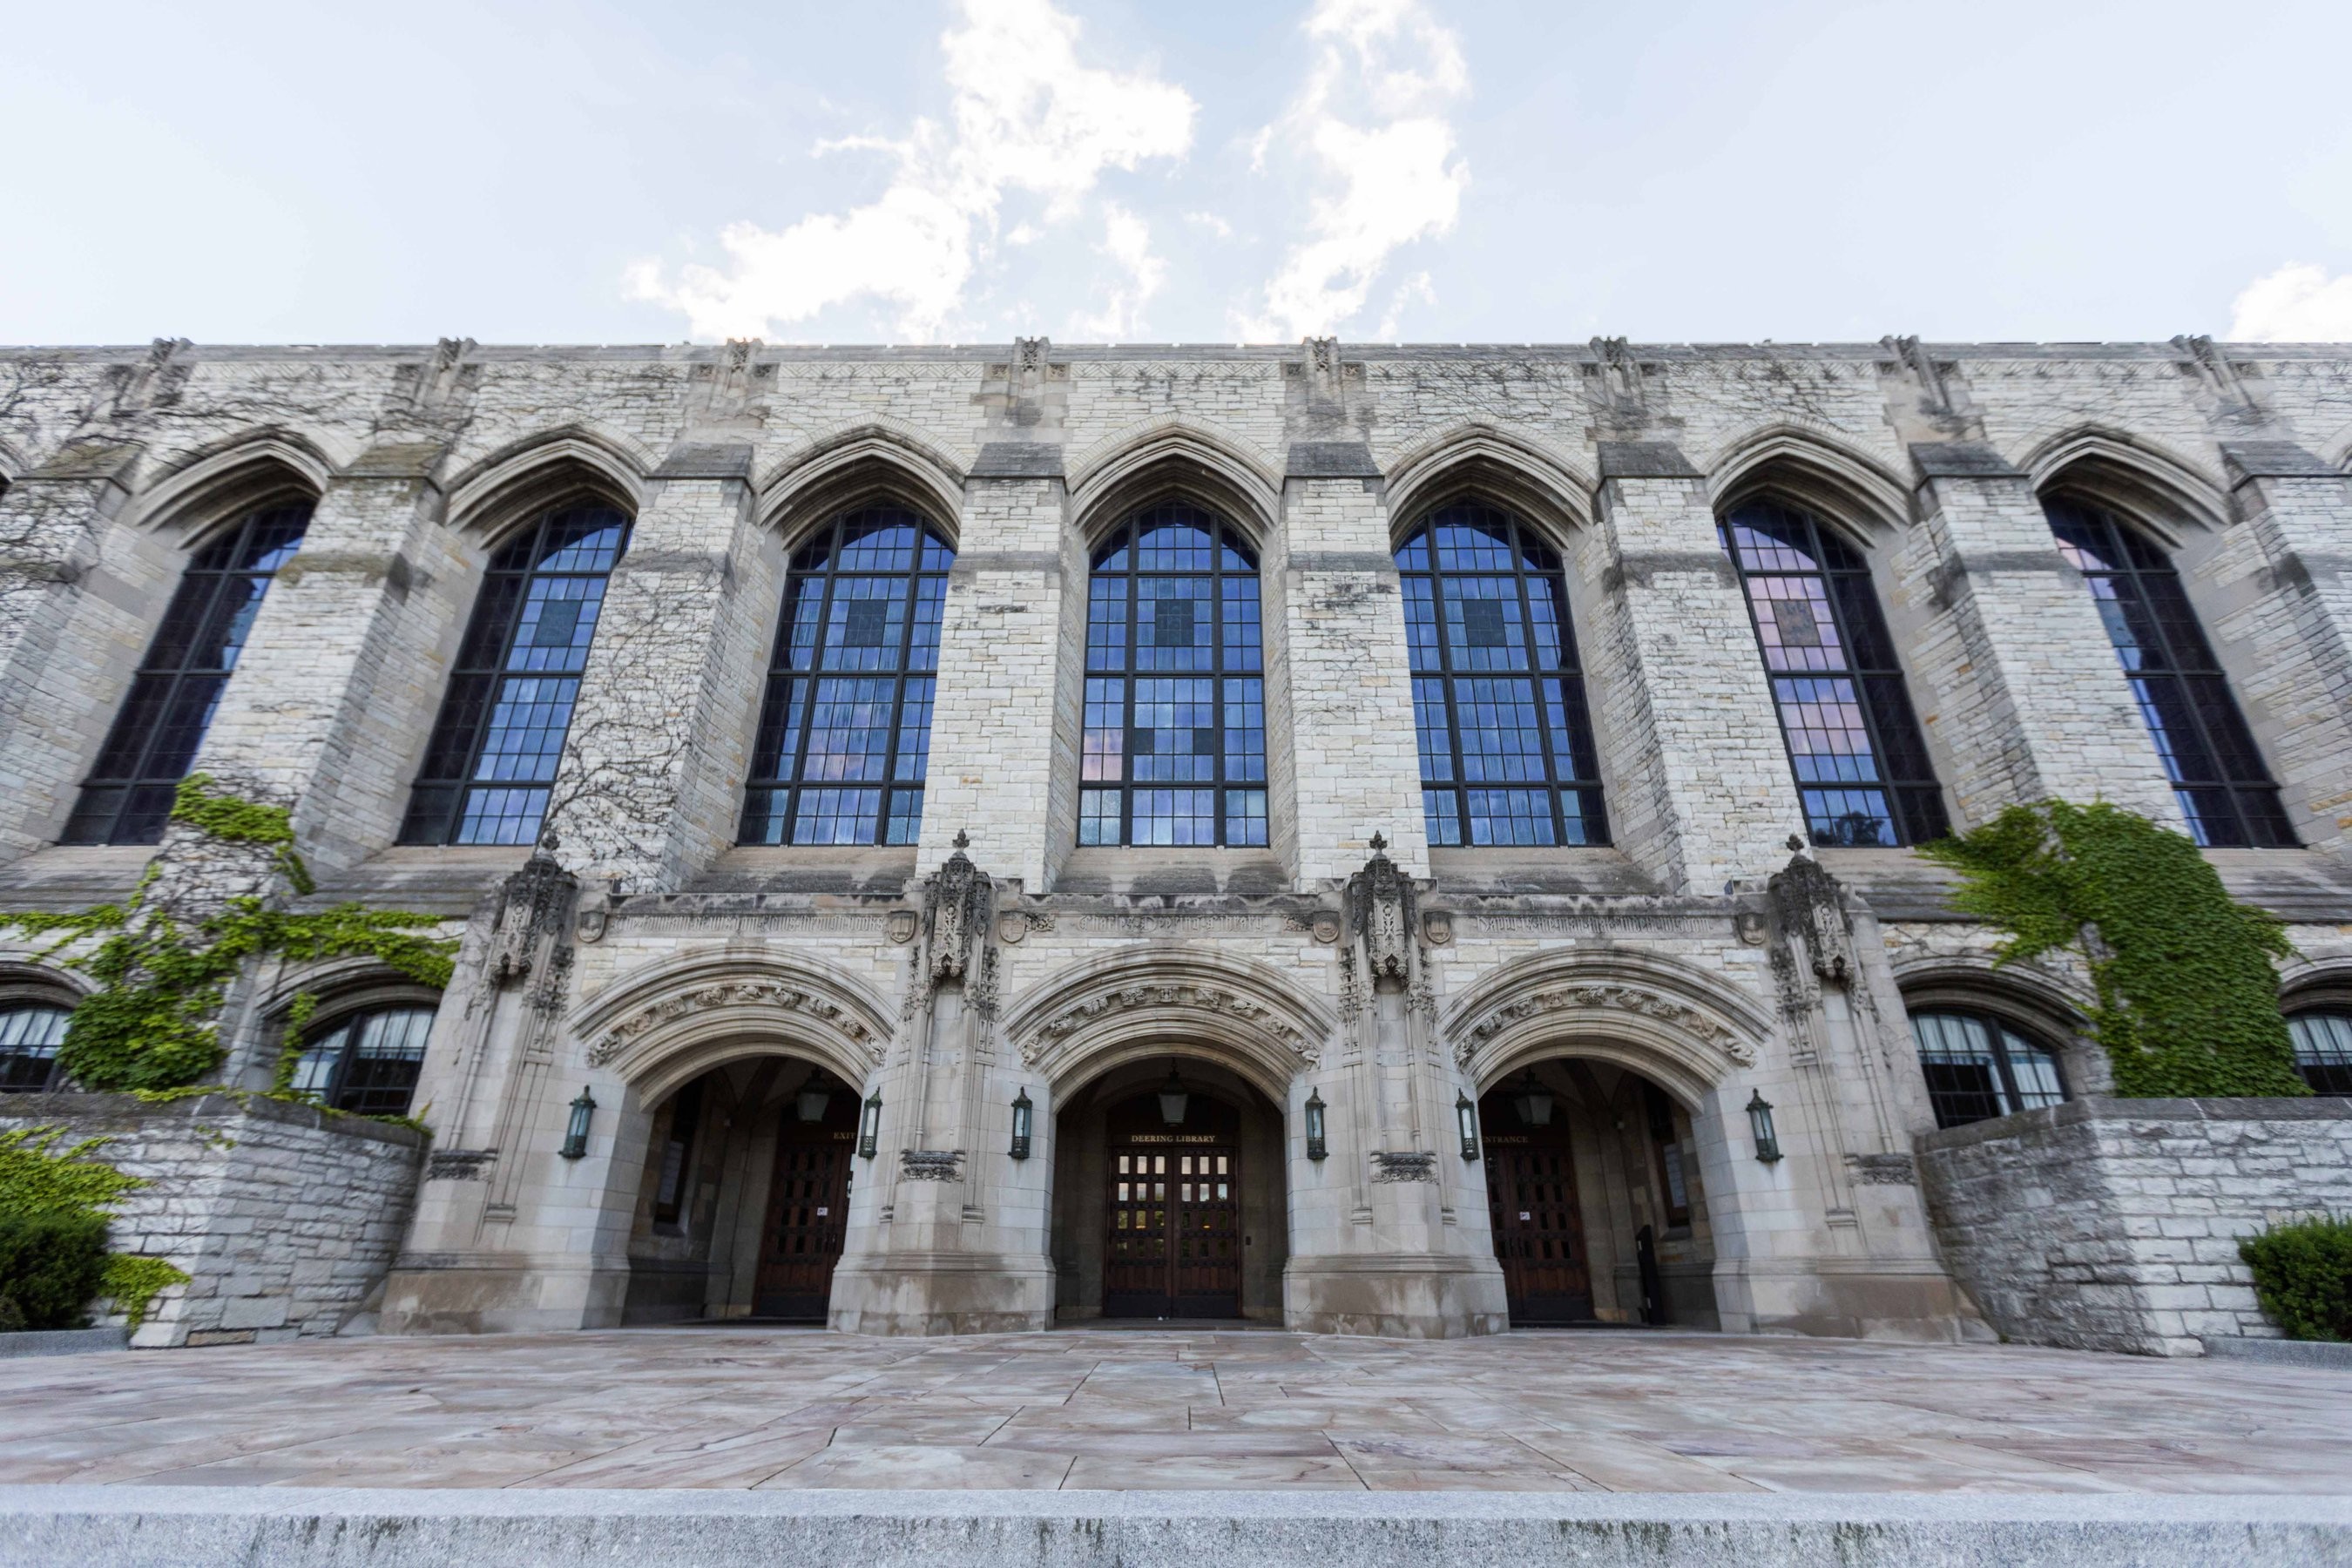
1916, 1097, 2352, 1356
0, 1092, 425, 1348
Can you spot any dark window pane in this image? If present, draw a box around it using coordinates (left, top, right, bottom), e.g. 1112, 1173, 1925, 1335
1911, 1009, 2070, 1130
2290, 1012, 2352, 1096
0, 1006, 70, 1093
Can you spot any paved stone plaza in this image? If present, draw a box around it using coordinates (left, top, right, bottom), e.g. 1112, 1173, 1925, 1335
2, 1328, 2348, 1494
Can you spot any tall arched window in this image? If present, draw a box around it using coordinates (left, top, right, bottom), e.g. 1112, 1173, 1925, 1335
63, 504, 311, 845
2043, 496, 2294, 848
2288, 1010, 2352, 1097
1080, 503, 1267, 848
400, 503, 630, 846
0, 1004, 71, 1093
739, 506, 953, 846
1720, 498, 1947, 848
1396, 503, 1606, 847
1909, 1008, 2067, 1129
287, 1004, 437, 1116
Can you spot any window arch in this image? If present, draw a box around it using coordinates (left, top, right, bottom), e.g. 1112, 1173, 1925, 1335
63, 504, 312, 845
2288, 1010, 2352, 1097
1909, 1008, 2067, 1129
2042, 495, 2294, 848
400, 503, 631, 846
1720, 498, 1946, 848
1396, 503, 1606, 847
287, 1004, 437, 1116
0, 1004, 71, 1093
1080, 503, 1267, 848
739, 506, 953, 846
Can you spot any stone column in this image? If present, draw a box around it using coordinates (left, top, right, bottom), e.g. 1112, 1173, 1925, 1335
1267, 445, 1428, 883
551, 444, 777, 893
1898, 443, 2180, 828
1583, 443, 1808, 892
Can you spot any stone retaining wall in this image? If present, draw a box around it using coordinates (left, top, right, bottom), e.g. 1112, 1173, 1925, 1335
0, 1093, 425, 1348
1916, 1096, 2352, 1356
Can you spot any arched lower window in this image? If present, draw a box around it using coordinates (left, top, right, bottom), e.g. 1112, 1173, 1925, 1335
1080, 503, 1267, 848
2043, 496, 2294, 848
1720, 499, 1947, 848
1909, 1009, 2067, 1129
1396, 503, 1607, 846
64, 504, 312, 845
2288, 1010, 2352, 1097
740, 507, 952, 846
287, 1004, 436, 1116
0, 1004, 71, 1093
400, 504, 631, 846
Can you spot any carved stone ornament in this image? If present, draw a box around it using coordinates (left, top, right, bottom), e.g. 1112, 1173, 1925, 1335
1846, 1152, 1917, 1186
1734, 910, 1768, 948
586, 979, 880, 1068
575, 906, 608, 944
1766, 845, 1857, 1017
885, 910, 919, 945
425, 1150, 497, 1182
1455, 983, 1755, 1069
1347, 833, 1416, 986
1309, 913, 1342, 945
1022, 980, 1320, 1065
1369, 1150, 1438, 1183
899, 1149, 965, 1181
1421, 910, 1454, 948
996, 912, 1029, 944
487, 833, 578, 1013
923, 831, 993, 988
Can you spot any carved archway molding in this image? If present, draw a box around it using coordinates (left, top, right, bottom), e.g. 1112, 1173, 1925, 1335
1004, 943, 1338, 1102
569, 946, 894, 1101
1445, 946, 1774, 1107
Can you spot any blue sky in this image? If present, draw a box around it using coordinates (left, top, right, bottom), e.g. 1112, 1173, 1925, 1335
5, 0, 2351, 345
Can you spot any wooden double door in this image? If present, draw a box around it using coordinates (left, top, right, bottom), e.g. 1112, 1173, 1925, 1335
1480, 1089, 1594, 1323
1102, 1092, 1243, 1319
754, 1092, 856, 1319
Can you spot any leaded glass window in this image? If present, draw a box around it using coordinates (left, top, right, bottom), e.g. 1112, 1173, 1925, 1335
400, 504, 630, 846
740, 507, 951, 846
2288, 1010, 2352, 1097
0, 1005, 71, 1093
63, 504, 311, 845
1396, 504, 1607, 847
287, 1004, 436, 1117
1910, 1009, 2067, 1130
2044, 496, 2294, 848
1720, 499, 1947, 848
1080, 504, 1267, 848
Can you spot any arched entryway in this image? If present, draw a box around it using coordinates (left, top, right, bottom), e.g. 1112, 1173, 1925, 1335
622, 1055, 862, 1324
1478, 1059, 1718, 1328
1050, 1055, 1288, 1323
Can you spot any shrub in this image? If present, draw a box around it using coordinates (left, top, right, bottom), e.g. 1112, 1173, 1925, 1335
0, 1213, 109, 1330
2239, 1215, 2352, 1342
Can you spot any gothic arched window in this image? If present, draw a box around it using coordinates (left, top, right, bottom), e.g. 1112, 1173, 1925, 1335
740, 506, 953, 846
63, 504, 311, 845
1909, 1008, 2067, 1130
0, 1004, 71, 1093
1720, 498, 1947, 848
400, 503, 630, 846
1080, 504, 1267, 848
1396, 504, 1607, 847
287, 1004, 437, 1116
2043, 496, 2294, 848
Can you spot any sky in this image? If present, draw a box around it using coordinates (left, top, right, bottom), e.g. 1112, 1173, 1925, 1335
4, 0, 2352, 347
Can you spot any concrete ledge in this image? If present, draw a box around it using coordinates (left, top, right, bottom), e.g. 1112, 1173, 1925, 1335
0, 1327, 128, 1359
3, 1486, 2346, 1567
2202, 1335, 2352, 1369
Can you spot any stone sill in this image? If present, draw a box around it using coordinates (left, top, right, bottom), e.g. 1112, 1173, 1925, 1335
684, 846, 918, 897
0, 1090, 429, 1151
1916, 1094, 2352, 1153
1051, 849, 1289, 897
1427, 847, 1655, 896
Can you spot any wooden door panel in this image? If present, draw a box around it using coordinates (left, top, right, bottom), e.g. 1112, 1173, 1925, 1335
1481, 1094, 1594, 1323
754, 1105, 855, 1319
1102, 1121, 1242, 1320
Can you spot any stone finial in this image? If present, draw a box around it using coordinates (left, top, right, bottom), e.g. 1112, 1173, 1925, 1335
953, 828, 970, 850
1368, 830, 1388, 854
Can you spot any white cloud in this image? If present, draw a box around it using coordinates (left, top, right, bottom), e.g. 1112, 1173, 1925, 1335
1070, 203, 1166, 340
1239, 0, 1470, 341
630, 0, 1194, 340
2228, 262, 2352, 342
1186, 211, 1235, 240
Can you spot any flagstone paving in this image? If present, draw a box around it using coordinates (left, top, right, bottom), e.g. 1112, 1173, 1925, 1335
0, 1327, 2347, 1493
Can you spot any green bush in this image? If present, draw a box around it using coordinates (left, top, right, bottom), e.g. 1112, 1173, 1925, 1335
0, 1213, 109, 1330
2239, 1215, 2352, 1342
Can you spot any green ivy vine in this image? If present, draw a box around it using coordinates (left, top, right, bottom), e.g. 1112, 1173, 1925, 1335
1920, 800, 2306, 1098
0, 1127, 190, 1331
1, 775, 457, 1095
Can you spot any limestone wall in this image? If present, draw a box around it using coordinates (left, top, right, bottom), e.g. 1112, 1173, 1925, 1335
0, 1092, 425, 1348
1916, 1096, 2352, 1356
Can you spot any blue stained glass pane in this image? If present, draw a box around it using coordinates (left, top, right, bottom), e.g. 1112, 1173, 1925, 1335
896, 678, 936, 782
794, 787, 882, 845
456, 787, 551, 846
1225, 789, 1269, 846
1454, 678, 1547, 783
1132, 787, 1217, 846
474, 676, 579, 782
1422, 789, 1460, 847
1466, 788, 1557, 846
1774, 677, 1882, 784
1078, 788, 1120, 845
1083, 676, 1125, 781
884, 788, 926, 844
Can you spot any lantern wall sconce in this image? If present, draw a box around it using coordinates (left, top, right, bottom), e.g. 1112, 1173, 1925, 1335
1009, 1087, 1033, 1160
1157, 1066, 1191, 1128
795, 1072, 833, 1124
559, 1086, 597, 1159
858, 1090, 882, 1159
1746, 1090, 1782, 1164
1456, 1090, 1482, 1162
1303, 1088, 1328, 1161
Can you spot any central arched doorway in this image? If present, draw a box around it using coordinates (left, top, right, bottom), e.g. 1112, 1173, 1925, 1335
1051, 1055, 1287, 1323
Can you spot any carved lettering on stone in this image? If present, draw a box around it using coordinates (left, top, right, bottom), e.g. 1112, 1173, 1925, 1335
899, 1150, 965, 1181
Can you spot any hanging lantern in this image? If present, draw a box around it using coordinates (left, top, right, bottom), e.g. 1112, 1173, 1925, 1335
1303, 1088, 1328, 1161
1156, 1066, 1190, 1128
795, 1072, 833, 1124
559, 1086, 597, 1159
1511, 1071, 1554, 1128
1746, 1090, 1782, 1164
1009, 1087, 1034, 1160
858, 1090, 882, 1159
1456, 1090, 1482, 1162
